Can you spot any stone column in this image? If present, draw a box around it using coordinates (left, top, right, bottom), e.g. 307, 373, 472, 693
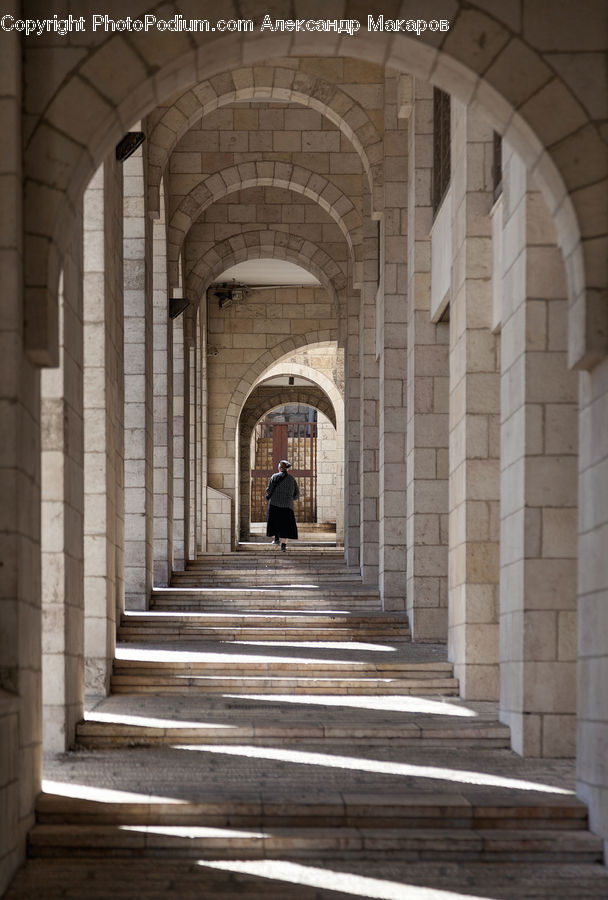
316, 413, 339, 526
377, 75, 409, 610
406, 79, 449, 639
172, 312, 186, 571
344, 294, 360, 567
41, 218, 84, 753
499, 147, 579, 756
123, 143, 153, 610
448, 102, 500, 700
0, 11, 41, 886
188, 335, 197, 559
152, 186, 173, 584
83, 158, 125, 696
200, 302, 208, 553
195, 309, 204, 553
359, 204, 380, 584
578, 357, 608, 857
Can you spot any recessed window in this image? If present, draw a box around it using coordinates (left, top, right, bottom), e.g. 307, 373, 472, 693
432, 88, 451, 215
492, 131, 503, 202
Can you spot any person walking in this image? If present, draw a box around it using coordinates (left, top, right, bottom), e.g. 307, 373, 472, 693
266, 459, 299, 552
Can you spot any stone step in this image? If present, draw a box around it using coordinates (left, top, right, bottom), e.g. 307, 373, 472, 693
7, 858, 608, 900
123, 612, 408, 626
240, 544, 340, 551
119, 629, 411, 643
150, 591, 381, 612
173, 571, 357, 582
187, 556, 347, 566
171, 574, 364, 586
110, 674, 459, 695
118, 611, 411, 642
76, 718, 511, 749
27, 823, 602, 863
34, 789, 591, 830
112, 656, 452, 675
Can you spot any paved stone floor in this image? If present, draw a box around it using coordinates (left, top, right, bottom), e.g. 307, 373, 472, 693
5, 857, 608, 899
5, 547, 608, 898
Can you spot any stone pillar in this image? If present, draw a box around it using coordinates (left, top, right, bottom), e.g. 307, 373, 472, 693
578, 357, 608, 857
172, 312, 186, 571
359, 206, 380, 584
0, 10, 41, 886
448, 102, 500, 700
406, 79, 449, 639
344, 295, 360, 567
41, 218, 84, 753
195, 309, 204, 553
378, 74, 408, 611
152, 186, 173, 584
200, 302, 208, 553
83, 158, 124, 696
123, 143, 153, 610
499, 148, 579, 756
188, 335, 197, 559
316, 413, 339, 526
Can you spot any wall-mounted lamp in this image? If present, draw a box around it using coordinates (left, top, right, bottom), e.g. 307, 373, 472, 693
116, 131, 146, 162
169, 297, 189, 319
212, 283, 248, 309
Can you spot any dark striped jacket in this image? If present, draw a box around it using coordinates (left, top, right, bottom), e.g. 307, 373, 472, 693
266, 472, 300, 509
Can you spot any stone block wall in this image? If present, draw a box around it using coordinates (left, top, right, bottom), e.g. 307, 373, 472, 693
316, 413, 339, 526
407, 80, 449, 640
207, 487, 232, 552
152, 184, 174, 585
0, 693, 19, 895
0, 5, 41, 885
41, 214, 85, 753
448, 101, 500, 700
499, 147, 579, 756
578, 357, 608, 856
378, 73, 409, 611
172, 314, 186, 571
123, 141, 154, 610
83, 159, 125, 697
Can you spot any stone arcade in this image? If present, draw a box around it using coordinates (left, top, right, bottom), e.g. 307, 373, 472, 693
1, 1, 607, 896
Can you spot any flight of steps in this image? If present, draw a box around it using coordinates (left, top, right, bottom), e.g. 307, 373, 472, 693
114, 547, 457, 697
10, 543, 606, 898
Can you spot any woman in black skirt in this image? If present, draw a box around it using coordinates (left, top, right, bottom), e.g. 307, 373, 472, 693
266, 459, 299, 552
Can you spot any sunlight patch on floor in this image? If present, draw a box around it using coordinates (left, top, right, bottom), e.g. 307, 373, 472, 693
174, 745, 573, 795
198, 860, 494, 899
151, 585, 321, 592
227, 641, 397, 652
41, 780, 188, 805
115, 647, 366, 665
120, 825, 266, 839
84, 711, 236, 729
223, 693, 477, 717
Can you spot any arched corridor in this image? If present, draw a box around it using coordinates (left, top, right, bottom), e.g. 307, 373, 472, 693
1, 2, 607, 896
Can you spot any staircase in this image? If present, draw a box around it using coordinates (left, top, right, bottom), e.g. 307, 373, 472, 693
7, 543, 608, 898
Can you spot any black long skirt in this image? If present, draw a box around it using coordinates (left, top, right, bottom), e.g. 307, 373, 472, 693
266, 504, 299, 540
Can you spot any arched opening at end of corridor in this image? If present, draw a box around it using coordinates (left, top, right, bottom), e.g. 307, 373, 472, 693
251, 405, 319, 527
237, 363, 343, 545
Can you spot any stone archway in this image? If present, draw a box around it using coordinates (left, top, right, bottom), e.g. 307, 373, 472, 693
23, 3, 606, 368
238, 384, 337, 540
167, 161, 362, 287
146, 62, 384, 216
187, 229, 348, 322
